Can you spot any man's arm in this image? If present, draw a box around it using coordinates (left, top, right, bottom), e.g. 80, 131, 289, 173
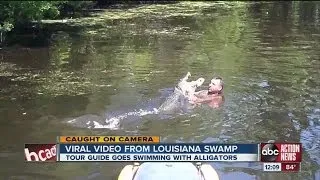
189, 94, 210, 104
193, 96, 213, 103
194, 90, 208, 98
189, 93, 221, 104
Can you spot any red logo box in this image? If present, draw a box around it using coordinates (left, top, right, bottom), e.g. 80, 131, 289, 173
260, 143, 302, 163
24, 144, 56, 162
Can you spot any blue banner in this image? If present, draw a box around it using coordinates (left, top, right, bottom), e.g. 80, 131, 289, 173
59, 143, 258, 154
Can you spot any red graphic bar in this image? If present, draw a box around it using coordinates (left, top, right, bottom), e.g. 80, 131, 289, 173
281, 163, 300, 172
24, 144, 56, 162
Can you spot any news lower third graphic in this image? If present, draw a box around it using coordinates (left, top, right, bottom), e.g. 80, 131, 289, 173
58, 143, 259, 162
23, 136, 302, 172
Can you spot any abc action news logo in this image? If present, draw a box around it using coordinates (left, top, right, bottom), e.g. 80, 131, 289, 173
260, 143, 302, 163
24, 144, 56, 162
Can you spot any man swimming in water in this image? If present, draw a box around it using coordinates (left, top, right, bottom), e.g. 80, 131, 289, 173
188, 77, 224, 108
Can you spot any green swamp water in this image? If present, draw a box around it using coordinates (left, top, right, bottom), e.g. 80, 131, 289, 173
0, 2, 319, 180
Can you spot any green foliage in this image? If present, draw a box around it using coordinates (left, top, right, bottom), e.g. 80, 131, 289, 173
0, 1, 94, 32
0, 1, 59, 25
0, 21, 14, 43
0, 22, 13, 32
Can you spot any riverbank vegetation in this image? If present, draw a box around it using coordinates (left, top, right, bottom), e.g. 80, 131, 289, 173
1, 1, 172, 44
0, 1, 95, 43
1, 1, 319, 46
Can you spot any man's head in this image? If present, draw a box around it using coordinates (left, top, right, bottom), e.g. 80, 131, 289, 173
208, 77, 224, 94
